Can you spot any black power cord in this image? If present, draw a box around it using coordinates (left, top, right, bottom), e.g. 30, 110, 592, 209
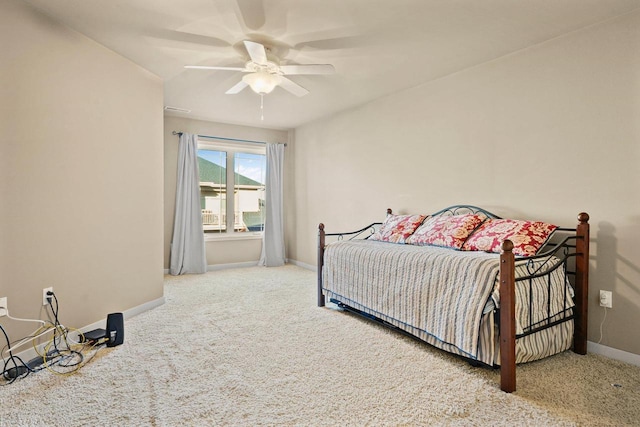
44, 291, 85, 370
0, 324, 31, 383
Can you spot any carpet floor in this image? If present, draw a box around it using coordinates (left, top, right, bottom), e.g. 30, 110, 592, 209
1, 265, 639, 426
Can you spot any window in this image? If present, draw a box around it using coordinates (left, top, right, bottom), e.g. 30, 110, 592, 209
197, 140, 266, 238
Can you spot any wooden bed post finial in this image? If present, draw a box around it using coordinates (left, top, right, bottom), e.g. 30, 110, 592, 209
578, 212, 589, 224
499, 239, 516, 393
501, 239, 514, 253
574, 212, 590, 355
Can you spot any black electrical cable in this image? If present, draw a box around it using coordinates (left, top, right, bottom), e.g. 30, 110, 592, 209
57, 350, 84, 368
43, 291, 86, 372
46, 292, 63, 355
47, 291, 74, 361
4, 331, 51, 374
0, 324, 30, 384
1, 320, 67, 377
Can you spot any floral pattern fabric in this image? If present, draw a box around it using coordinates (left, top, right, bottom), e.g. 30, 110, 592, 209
406, 214, 486, 249
370, 214, 427, 244
462, 219, 558, 257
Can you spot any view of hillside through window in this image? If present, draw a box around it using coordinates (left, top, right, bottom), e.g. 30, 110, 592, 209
198, 148, 266, 234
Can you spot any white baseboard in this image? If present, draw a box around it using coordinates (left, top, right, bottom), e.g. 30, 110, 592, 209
164, 262, 260, 275
168, 260, 314, 272
10, 296, 165, 366
588, 341, 640, 367
76, 296, 166, 332
207, 261, 259, 271
124, 296, 165, 319
287, 259, 316, 271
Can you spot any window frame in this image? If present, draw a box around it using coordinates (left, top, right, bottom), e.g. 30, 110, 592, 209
197, 139, 266, 242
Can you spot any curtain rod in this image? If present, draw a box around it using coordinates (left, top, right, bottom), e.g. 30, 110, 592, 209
172, 131, 286, 146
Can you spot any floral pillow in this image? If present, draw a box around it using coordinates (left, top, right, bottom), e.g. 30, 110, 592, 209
370, 214, 427, 244
406, 214, 486, 249
462, 219, 558, 257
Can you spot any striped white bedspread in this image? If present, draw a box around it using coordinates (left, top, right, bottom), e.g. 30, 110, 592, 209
323, 240, 502, 359
323, 239, 574, 363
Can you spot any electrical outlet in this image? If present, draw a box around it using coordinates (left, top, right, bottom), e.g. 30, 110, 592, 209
43, 287, 53, 306
599, 290, 612, 308
0, 297, 7, 317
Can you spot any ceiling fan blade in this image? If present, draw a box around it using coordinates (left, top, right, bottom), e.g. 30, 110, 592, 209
184, 65, 246, 71
278, 77, 309, 97
225, 80, 249, 94
293, 35, 374, 51
244, 40, 268, 65
280, 64, 335, 75
148, 29, 231, 48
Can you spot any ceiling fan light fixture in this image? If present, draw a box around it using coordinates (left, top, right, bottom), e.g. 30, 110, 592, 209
242, 71, 282, 94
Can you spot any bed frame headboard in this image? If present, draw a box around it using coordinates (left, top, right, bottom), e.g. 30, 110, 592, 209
429, 205, 502, 219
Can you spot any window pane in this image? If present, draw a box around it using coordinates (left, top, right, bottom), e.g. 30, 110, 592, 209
234, 152, 266, 233
198, 149, 227, 233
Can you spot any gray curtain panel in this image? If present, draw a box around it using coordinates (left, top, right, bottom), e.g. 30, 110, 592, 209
259, 143, 286, 267
170, 132, 207, 275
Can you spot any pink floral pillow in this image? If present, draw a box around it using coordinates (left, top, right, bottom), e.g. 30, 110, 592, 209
370, 214, 427, 244
406, 214, 486, 249
462, 219, 558, 256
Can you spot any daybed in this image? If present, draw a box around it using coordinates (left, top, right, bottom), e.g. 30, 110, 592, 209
317, 205, 589, 392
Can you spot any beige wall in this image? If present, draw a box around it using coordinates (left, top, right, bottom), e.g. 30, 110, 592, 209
288, 11, 640, 356
163, 116, 288, 269
0, 0, 164, 339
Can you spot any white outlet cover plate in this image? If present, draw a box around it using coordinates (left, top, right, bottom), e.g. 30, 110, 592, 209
599, 290, 612, 308
43, 287, 53, 306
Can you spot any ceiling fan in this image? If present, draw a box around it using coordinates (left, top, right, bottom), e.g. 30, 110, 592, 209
184, 40, 335, 97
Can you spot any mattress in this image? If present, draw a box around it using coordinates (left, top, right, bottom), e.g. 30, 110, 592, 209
322, 240, 574, 365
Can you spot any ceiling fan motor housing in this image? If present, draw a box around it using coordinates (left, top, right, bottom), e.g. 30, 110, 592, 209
245, 60, 282, 75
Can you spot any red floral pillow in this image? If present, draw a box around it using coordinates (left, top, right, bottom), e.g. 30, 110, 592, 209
462, 219, 558, 256
406, 214, 486, 249
370, 214, 427, 244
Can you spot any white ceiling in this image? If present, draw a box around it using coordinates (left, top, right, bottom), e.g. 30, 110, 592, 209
23, 0, 640, 130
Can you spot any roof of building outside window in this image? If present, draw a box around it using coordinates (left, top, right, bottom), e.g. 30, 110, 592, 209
198, 157, 263, 187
